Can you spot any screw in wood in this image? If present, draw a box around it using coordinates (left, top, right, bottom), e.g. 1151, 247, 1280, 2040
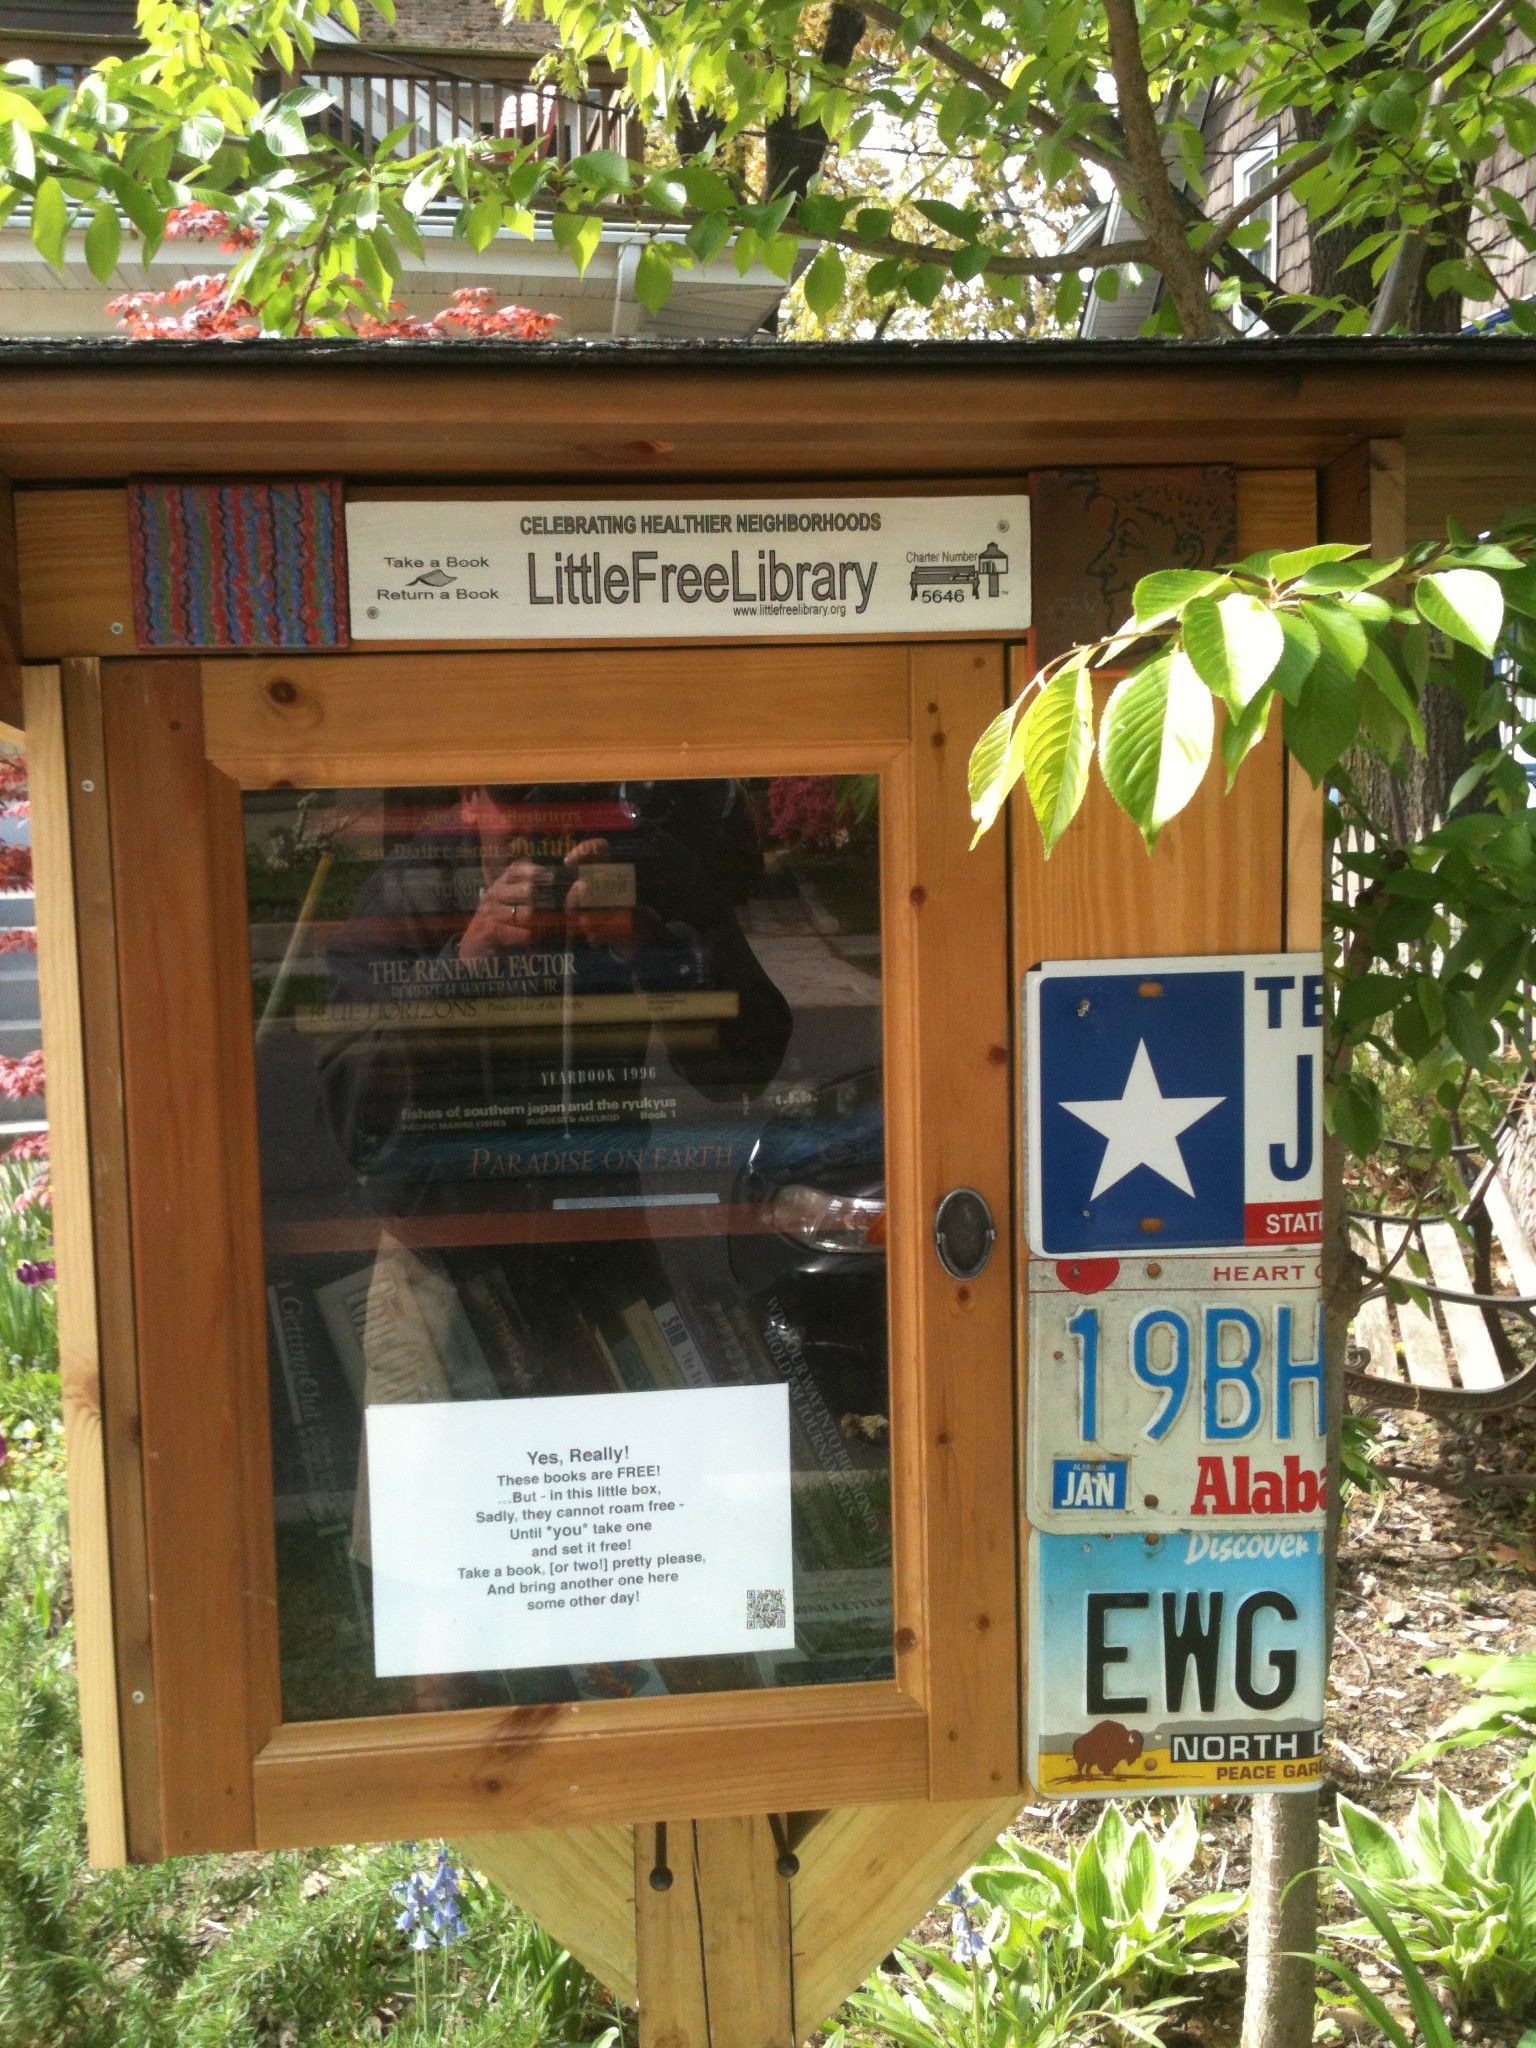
648, 1822, 673, 1892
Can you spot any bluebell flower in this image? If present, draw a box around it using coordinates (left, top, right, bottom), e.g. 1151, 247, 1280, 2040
393, 1851, 467, 1951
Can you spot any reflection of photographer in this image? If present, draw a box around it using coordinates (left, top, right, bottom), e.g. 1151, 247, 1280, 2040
321, 782, 792, 1165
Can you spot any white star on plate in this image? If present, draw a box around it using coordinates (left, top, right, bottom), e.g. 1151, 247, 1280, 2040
1060, 1040, 1225, 1201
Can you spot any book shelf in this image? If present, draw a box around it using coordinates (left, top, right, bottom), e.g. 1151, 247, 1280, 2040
265, 1202, 781, 1255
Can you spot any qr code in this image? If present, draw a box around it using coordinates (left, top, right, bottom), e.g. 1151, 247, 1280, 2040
746, 1588, 787, 1631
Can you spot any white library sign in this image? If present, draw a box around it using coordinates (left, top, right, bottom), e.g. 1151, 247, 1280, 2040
346, 494, 1031, 640
366, 1383, 795, 1676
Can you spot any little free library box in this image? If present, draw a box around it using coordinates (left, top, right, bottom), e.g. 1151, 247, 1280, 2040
5, 334, 1534, 2042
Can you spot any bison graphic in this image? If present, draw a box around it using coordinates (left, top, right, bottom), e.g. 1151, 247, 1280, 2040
1071, 1721, 1146, 1779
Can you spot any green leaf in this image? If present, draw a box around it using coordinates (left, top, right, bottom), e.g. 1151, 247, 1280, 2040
968, 697, 1024, 842
1335, 972, 1401, 1028
1283, 643, 1361, 782
1268, 542, 1368, 582
678, 165, 735, 212
936, 79, 989, 145
854, 206, 892, 243
1021, 656, 1095, 854
1131, 569, 1231, 630
551, 211, 603, 276
907, 262, 947, 306
913, 196, 979, 238
634, 242, 674, 313
1370, 86, 1420, 135
1182, 591, 1285, 711
802, 244, 846, 318
568, 149, 633, 193
177, 111, 225, 162
1099, 650, 1215, 850
83, 201, 120, 284
1221, 684, 1274, 786
686, 211, 733, 264
29, 176, 67, 270
1416, 569, 1504, 657
795, 192, 849, 238
1361, 643, 1426, 750
464, 196, 501, 252
1336, 1796, 1412, 1881
1269, 609, 1321, 703
1330, 1070, 1384, 1156
1300, 599, 1369, 677
1363, 0, 1398, 45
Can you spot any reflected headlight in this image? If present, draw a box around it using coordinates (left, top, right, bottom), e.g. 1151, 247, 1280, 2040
766, 1184, 887, 1253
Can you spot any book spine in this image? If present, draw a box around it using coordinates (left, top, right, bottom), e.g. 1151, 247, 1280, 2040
356, 1119, 857, 1183
296, 989, 741, 1033
455, 1267, 544, 1398
620, 1301, 689, 1389
727, 1295, 890, 1568
674, 1285, 867, 1574
652, 1297, 714, 1390
266, 1280, 352, 1529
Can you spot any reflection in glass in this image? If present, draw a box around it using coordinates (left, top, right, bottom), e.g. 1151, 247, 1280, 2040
249, 776, 891, 1721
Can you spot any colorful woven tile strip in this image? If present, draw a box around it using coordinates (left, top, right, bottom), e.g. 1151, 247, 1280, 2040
127, 480, 348, 648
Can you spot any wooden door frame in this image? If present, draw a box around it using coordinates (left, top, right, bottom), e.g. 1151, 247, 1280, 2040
78, 639, 1017, 1855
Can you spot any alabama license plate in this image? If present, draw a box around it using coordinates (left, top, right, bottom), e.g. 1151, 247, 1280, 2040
1027, 1253, 1326, 1533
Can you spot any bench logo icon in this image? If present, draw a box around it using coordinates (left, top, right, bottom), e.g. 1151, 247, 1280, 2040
910, 539, 1009, 600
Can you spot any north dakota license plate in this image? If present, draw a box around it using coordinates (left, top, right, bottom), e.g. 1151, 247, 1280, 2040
1028, 1528, 1325, 1796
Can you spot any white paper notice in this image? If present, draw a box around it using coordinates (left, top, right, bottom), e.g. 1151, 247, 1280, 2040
366, 1385, 795, 1677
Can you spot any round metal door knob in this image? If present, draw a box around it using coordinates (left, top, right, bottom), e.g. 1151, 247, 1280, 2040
933, 1187, 996, 1279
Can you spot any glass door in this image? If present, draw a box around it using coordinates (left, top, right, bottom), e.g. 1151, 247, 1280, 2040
248, 773, 893, 1720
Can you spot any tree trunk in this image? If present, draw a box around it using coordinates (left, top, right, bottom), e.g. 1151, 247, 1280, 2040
1242, 1793, 1321, 2048
1241, 1128, 1355, 2047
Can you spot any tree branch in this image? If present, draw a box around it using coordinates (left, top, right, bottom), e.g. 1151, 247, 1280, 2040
855, 0, 1134, 189
824, 223, 1155, 277
1205, 0, 1524, 256
1100, 0, 1217, 335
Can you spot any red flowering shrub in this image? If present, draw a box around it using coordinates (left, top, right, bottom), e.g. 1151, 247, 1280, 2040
164, 206, 261, 251
0, 931, 36, 958
766, 776, 850, 851
111, 276, 560, 342
0, 1053, 45, 1102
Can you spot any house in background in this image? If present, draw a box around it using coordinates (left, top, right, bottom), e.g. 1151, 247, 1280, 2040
1074, 60, 1536, 336
0, 0, 797, 338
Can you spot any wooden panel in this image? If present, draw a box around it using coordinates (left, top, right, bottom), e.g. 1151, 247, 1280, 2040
252, 1691, 929, 1850
456, 1825, 637, 2004
636, 1820, 711, 2048
24, 661, 126, 1867
61, 657, 162, 1861
3, 355, 1536, 486
904, 647, 1018, 1797
1011, 682, 1287, 967
1235, 470, 1318, 557
791, 1796, 1022, 2034
16, 490, 135, 658
201, 648, 912, 786
103, 659, 258, 1853
694, 1816, 794, 2048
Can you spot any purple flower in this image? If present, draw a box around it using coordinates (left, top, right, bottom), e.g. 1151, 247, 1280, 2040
16, 1260, 53, 1287
393, 1851, 466, 1951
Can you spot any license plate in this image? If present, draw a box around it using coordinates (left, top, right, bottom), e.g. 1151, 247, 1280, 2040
1027, 1253, 1325, 1534
1028, 1528, 1325, 1796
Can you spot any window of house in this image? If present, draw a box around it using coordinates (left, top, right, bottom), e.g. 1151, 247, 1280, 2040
1232, 132, 1279, 332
